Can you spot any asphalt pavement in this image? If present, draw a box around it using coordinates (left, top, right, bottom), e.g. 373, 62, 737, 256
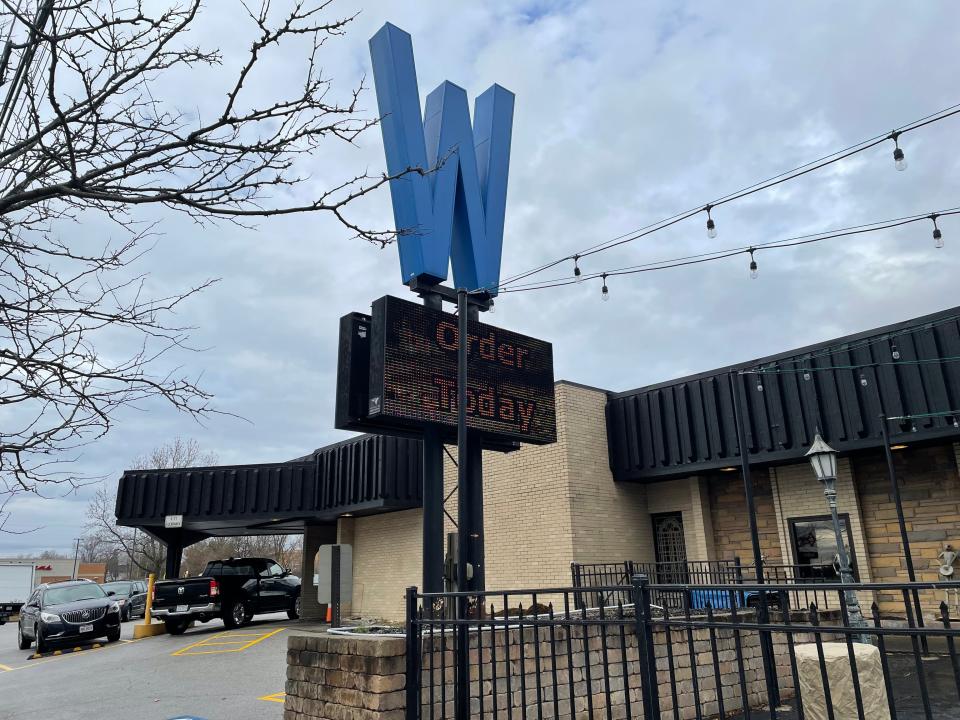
0, 612, 294, 720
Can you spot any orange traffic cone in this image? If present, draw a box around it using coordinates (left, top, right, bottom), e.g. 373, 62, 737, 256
325, 605, 332, 623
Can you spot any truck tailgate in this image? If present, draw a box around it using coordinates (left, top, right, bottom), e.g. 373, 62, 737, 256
153, 577, 217, 608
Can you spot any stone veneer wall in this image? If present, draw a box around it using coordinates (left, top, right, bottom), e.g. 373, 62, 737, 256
708, 471, 784, 564
285, 617, 831, 720
853, 443, 960, 615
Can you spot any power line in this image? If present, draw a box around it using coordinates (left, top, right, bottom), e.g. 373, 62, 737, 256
495, 206, 960, 294
493, 100, 960, 293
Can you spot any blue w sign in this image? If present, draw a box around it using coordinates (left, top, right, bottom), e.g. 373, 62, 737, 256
369, 23, 514, 296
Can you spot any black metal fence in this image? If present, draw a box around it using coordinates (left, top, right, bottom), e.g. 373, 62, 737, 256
405, 578, 960, 720
572, 559, 840, 612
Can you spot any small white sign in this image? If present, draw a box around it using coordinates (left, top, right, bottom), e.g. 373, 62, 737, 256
164, 515, 183, 529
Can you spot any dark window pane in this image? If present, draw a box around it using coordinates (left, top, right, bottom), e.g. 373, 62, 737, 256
790, 516, 856, 580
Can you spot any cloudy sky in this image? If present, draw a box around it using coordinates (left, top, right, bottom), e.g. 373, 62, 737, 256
4, 1, 960, 555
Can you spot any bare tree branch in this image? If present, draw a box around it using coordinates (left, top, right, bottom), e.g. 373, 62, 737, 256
0, 1, 400, 507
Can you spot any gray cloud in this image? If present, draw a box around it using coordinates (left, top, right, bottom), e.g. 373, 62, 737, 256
5, 0, 959, 554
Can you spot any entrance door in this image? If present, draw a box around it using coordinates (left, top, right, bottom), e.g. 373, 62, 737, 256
652, 513, 688, 583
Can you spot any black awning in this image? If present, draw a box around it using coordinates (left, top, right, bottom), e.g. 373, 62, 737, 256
607, 306, 960, 481
115, 434, 422, 537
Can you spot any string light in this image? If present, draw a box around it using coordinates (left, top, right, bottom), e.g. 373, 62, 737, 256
803, 369, 812, 381
488, 300, 495, 314
494, 102, 960, 294
859, 373, 868, 387
573, 255, 583, 282
756, 378, 764, 392
890, 131, 908, 171
748, 248, 758, 279
891, 342, 901, 360
601, 273, 609, 302
931, 215, 943, 248
705, 205, 717, 239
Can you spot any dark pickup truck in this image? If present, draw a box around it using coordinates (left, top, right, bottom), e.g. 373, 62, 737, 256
152, 557, 301, 635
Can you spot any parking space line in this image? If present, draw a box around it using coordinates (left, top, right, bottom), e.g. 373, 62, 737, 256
0, 663, 12, 671
172, 626, 287, 656
259, 692, 285, 703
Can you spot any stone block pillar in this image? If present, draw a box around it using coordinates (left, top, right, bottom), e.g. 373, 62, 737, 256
284, 634, 406, 720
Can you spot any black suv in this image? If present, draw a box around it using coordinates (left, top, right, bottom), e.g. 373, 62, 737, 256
18, 580, 122, 652
100, 580, 148, 621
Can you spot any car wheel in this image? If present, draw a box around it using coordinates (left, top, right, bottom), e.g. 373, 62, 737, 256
35, 626, 48, 654
107, 627, 121, 642
223, 600, 247, 629
287, 595, 301, 620
164, 619, 188, 635
17, 624, 31, 650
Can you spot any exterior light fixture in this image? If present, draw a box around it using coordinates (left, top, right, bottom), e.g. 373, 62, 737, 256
705, 204, 717, 239
931, 215, 943, 248
805, 432, 870, 640
601, 273, 609, 302
890, 444, 909, 451
748, 248, 758, 279
891, 342, 901, 360
859, 373, 868, 387
805, 433, 838, 484
719, 466, 738, 473
891, 130, 907, 171
573, 255, 583, 282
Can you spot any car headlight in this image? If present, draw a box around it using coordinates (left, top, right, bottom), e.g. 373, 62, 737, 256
39, 612, 60, 623
108, 602, 121, 614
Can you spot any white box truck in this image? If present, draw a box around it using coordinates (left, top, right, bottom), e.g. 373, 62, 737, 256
0, 560, 36, 625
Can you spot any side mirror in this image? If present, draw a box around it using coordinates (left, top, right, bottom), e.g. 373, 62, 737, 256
106, 590, 116, 597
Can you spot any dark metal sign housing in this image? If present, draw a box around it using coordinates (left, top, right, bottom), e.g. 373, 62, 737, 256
346, 295, 556, 444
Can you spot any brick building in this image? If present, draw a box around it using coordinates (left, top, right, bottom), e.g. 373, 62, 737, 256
115, 306, 960, 622
334, 306, 960, 620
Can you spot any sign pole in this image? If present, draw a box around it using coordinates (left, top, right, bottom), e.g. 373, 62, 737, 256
455, 288, 470, 720
422, 293, 445, 596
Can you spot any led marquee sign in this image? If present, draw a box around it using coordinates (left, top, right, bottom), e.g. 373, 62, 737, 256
367, 295, 556, 444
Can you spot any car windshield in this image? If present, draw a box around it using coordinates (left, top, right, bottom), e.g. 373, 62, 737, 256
101, 582, 131, 597
44, 584, 107, 606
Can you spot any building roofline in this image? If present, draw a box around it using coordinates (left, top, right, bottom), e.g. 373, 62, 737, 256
610, 304, 960, 399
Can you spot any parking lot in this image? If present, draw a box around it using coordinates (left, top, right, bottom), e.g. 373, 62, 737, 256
0, 613, 295, 720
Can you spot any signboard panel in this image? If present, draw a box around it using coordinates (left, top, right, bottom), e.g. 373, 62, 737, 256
368, 295, 556, 444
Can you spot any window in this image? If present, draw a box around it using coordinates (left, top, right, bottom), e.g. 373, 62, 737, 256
264, 562, 285, 578
789, 515, 857, 581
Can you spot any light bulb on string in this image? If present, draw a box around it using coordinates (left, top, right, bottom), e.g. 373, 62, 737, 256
803, 369, 812, 381
952, 416, 960, 429
748, 248, 758, 280
601, 273, 609, 302
859, 373, 868, 387
891, 342, 901, 361
705, 204, 717, 239
573, 255, 583, 282
488, 300, 495, 314
931, 215, 943, 248
756, 374, 764, 392
890, 131, 907, 171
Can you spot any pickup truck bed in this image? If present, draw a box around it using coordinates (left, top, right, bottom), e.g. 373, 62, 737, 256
152, 557, 300, 634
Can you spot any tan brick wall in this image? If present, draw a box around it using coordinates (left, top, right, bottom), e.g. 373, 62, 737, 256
349, 382, 652, 619
853, 443, 960, 615
563, 384, 652, 566
708, 471, 784, 564
769, 459, 873, 584
351, 508, 422, 621
645, 476, 713, 561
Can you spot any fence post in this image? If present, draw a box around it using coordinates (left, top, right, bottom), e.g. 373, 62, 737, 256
632, 574, 661, 720
734, 556, 745, 608
571, 562, 581, 610
405, 586, 419, 720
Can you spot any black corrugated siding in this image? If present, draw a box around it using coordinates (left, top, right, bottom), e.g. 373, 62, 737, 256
607, 309, 960, 481
116, 434, 422, 524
